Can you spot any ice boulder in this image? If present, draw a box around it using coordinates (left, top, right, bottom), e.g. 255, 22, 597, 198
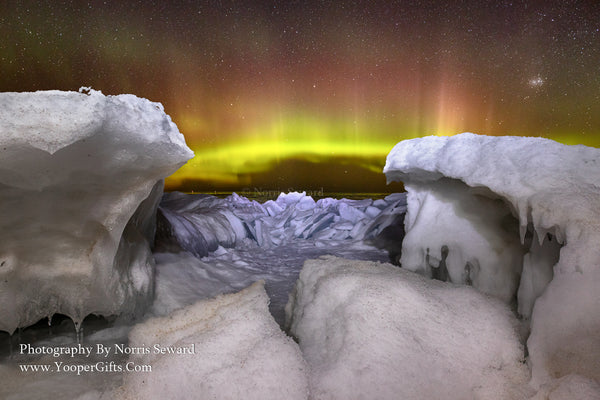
285, 256, 529, 400
155, 192, 247, 257
384, 133, 600, 388
0, 89, 193, 333
118, 281, 309, 400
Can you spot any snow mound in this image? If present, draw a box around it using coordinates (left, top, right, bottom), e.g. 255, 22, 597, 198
531, 374, 600, 400
285, 256, 529, 400
151, 251, 261, 316
0, 89, 193, 334
384, 133, 600, 388
156, 191, 407, 256
118, 281, 309, 400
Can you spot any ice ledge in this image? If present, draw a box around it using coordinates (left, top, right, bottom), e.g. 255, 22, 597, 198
384, 133, 600, 387
0, 90, 193, 334
384, 133, 600, 252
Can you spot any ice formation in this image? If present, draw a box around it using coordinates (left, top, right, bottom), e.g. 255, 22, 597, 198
153, 191, 405, 324
286, 256, 530, 399
0, 89, 193, 334
384, 133, 600, 387
156, 191, 407, 257
118, 281, 309, 400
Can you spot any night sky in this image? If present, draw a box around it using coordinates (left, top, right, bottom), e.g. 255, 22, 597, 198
1, 1, 599, 193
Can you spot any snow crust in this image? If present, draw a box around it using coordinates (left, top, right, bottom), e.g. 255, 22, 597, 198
0, 89, 193, 334
531, 374, 600, 400
384, 133, 600, 388
118, 281, 309, 400
286, 256, 530, 400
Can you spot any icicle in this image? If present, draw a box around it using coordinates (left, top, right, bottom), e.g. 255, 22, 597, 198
519, 223, 527, 245
464, 262, 473, 286
530, 208, 548, 247
536, 227, 548, 246
518, 200, 529, 245
8, 332, 13, 358
554, 227, 565, 245
73, 319, 83, 344
47, 314, 53, 335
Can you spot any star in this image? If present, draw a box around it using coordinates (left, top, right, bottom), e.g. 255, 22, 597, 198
528, 76, 545, 88
1, 1, 599, 191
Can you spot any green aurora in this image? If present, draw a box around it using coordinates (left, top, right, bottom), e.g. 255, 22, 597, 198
1, 1, 598, 192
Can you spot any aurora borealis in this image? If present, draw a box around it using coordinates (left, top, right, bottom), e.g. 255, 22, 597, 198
1, 1, 599, 192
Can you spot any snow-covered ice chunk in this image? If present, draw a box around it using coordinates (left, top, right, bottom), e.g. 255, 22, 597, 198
372, 198, 388, 208
151, 251, 259, 316
156, 192, 246, 257
118, 281, 309, 400
384, 132, 600, 388
364, 205, 381, 218
276, 191, 307, 205
526, 270, 600, 387
296, 195, 316, 211
286, 256, 529, 400
263, 199, 285, 216
0, 89, 193, 333
338, 202, 366, 223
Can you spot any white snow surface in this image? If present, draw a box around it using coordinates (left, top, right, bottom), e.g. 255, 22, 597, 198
384, 133, 600, 388
531, 374, 600, 400
0, 89, 193, 334
117, 281, 309, 400
286, 256, 531, 400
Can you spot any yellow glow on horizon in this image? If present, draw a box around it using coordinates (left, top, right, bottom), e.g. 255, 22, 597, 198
165, 108, 600, 190
166, 111, 412, 188
546, 134, 600, 147
167, 138, 398, 187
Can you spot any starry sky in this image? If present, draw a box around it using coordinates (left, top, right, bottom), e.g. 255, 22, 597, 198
1, 0, 599, 193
